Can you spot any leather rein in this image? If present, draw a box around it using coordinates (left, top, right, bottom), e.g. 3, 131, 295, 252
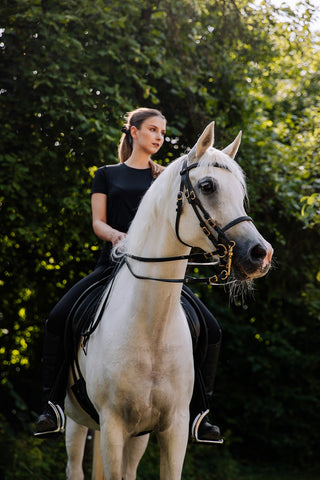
124, 158, 252, 285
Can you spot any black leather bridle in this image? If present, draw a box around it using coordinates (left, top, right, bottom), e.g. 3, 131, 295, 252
124, 158, 253, 285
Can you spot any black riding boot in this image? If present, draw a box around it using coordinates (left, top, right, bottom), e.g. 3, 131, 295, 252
190, 342, 223, 444
34, 324, 67, 438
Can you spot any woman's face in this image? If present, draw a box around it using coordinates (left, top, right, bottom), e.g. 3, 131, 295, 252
131, 116, 166, 156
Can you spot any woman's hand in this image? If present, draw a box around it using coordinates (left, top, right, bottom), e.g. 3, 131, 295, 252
110, 230, 126, 246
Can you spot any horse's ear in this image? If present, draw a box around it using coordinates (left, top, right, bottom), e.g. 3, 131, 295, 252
188, 122, 215, 163
222, 131, 242, 159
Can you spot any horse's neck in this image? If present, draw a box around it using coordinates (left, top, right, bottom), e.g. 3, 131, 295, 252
126, 216, 190, 288
115, 220, 190, 339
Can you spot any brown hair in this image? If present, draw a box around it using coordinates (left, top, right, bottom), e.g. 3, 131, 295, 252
118, 107, 166, 179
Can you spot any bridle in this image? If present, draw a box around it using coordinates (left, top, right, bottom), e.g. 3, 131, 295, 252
124, 158, 253, 285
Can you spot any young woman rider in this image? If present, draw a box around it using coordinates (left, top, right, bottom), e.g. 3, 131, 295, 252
34, 107, 222, 443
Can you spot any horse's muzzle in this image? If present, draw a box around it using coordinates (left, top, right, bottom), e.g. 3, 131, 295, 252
232, 240, 273, 280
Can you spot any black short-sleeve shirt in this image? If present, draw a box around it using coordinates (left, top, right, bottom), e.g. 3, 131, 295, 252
91, 163, 153, 265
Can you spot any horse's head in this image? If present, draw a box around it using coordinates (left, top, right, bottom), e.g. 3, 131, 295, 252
177, 122, 273, 282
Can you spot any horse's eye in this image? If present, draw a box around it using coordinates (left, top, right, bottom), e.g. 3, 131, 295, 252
199, 179, 216, 194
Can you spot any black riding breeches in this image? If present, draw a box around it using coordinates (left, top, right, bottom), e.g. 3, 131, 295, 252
46, 265, 110, 336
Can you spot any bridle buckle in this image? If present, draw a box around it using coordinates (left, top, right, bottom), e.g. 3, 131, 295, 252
206, 217, 216, 228
177, 191, 183, 201
185, 189, 196, 201
202, 226, 210, 237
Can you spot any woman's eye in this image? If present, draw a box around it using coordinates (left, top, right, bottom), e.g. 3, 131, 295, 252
199, 179, 215, 194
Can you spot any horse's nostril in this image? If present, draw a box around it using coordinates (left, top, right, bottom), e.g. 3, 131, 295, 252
250, 243, 267, 261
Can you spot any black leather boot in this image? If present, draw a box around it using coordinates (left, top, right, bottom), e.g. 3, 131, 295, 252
34, 324, 66, 438
201, 342, 221, 398
190, 342, 223, 444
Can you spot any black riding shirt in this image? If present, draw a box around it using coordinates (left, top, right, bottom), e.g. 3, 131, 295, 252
91, 163, 153, 265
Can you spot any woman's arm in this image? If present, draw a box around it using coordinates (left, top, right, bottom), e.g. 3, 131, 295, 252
91, 193, 126, 246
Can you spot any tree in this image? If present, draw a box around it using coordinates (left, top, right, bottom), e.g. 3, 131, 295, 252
1, 0, 320, 476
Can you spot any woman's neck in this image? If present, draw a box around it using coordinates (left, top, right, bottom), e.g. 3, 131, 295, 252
125, 150, 151, 169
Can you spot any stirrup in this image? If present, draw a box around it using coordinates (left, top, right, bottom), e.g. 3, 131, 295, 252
191, 409, 224, 444
34, 401, 66, 437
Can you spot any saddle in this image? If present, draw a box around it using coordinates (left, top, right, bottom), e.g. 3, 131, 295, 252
65, 267, 116, 424
65, 271, 208, 425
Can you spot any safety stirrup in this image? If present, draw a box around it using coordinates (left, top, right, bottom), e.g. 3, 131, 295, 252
34, 401, 66, 437
191, 409, 224, 444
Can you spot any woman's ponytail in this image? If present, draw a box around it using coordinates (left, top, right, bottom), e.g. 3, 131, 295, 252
118, 126, 133, 163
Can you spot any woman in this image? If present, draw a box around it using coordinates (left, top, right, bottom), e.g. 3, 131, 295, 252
34, 108, 222, 443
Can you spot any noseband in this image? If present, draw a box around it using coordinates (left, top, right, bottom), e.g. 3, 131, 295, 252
124, 158, 252, 285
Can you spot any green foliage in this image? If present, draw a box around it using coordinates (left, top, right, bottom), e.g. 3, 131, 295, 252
0, 417, 67, 480
1, 0, 320, 476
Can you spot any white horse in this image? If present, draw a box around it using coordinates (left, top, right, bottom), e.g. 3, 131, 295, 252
65, 122, 273, 480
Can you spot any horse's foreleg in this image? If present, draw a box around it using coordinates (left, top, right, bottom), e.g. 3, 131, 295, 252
65, 416, 88, 480
157, 415, 189, 480
123, 434, 150, 480
99, 414, 126, 480
92, 431, 106, 480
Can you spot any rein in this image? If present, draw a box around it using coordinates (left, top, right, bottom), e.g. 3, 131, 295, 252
125, 158, 252, 285
124, 247, 232, 286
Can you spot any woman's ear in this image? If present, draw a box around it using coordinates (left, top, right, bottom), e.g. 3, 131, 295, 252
130, 125, 138, 139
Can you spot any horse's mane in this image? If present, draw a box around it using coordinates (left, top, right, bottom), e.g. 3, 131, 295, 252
118, 157, 184, 255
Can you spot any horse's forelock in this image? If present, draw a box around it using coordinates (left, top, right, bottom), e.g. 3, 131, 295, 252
198, 147, 247, 197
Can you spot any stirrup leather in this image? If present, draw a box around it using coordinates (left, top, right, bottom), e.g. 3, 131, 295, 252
191, 409, 224, 444
34, 401, 66, 437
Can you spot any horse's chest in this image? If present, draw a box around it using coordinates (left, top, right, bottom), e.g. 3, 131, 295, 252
119, 347, 187, 391
118, 369, 189, 433
114, 346, 193, 428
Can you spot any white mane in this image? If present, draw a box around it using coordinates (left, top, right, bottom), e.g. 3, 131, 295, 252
114, 158, 183, 257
